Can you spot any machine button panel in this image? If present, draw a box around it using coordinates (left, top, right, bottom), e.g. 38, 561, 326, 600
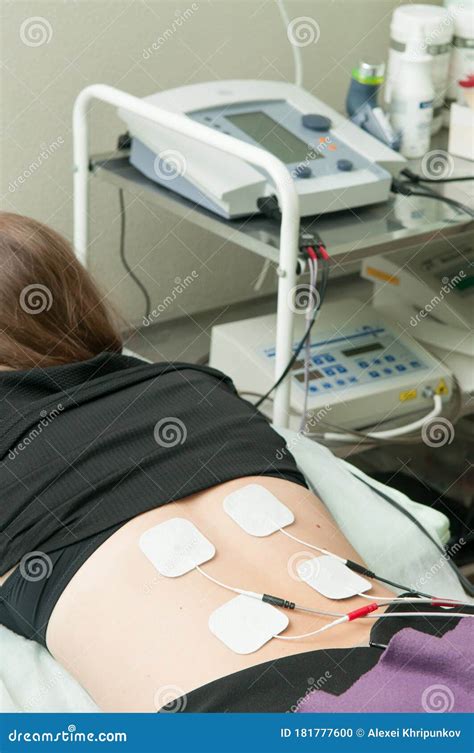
269, 324, 428, 398
302, 114, 332, 131
337, 158, 353, 171
295, 164, 312, 179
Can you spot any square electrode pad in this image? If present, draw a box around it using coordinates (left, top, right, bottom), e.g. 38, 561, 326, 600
139, 518, 215, 577
297, 555, 372, 599
223, 484, 294, 537
209, 594, 289, 654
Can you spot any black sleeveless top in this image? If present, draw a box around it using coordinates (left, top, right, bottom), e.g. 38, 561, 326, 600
0, 353, 306, 575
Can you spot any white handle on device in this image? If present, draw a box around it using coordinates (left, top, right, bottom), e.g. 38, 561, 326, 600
72, 84, 301, 428
323, 394, 443, 442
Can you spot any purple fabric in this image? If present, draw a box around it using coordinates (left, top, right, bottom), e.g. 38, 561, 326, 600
297, 618, 474, 713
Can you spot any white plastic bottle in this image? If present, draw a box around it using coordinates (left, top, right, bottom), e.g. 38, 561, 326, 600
389, 31, 434, 158
445, 5, 474, 119
385, 4, 453, 134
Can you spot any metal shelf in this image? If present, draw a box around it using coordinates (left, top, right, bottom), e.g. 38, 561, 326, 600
91, 150, 473, 267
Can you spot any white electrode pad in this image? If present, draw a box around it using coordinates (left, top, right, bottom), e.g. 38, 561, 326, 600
223, 484, 294, 537
209, 594, 289, 654
297, 555, 372, 599
139, 518, 215, 577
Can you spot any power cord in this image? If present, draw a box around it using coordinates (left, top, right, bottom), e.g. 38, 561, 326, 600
351, 470, 474, 598
391, 177, 474, 219
401, 167, 474, 184
321, 393, 443, 443
254, 244, 329, 409
118, 188, 152, 321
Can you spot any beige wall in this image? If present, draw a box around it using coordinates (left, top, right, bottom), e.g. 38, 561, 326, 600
1, 0, 442, 327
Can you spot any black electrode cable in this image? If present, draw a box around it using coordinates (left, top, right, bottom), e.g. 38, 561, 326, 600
391, 177, 474, 219
118, 188, 152, 320
343, 559, 431, 597
401, 167, 474, 184
352, 472, 474, 598
279, 527, 436, 599
254, 254, 329, 409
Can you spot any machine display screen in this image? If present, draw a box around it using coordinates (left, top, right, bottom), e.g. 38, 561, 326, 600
294, 370, 323, 382
226, 111, 317, 164
342, 342, 383, 358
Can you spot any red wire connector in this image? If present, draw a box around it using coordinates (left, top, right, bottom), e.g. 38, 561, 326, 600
317, 244, 330, 261
347, 603, 379, 621
431, 599, 464, 608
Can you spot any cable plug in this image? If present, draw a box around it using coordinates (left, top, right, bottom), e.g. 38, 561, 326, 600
263, 594, 296, 610
347, 603, 379, 621
299, 232, 317, 250
391, 178, 415, 196
400, 168, 421, 184
117, 132, 131, 151
257, 195, 281, 221
346, 560, 376, 579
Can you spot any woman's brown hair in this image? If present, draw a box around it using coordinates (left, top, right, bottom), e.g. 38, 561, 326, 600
0, 212, 122, 370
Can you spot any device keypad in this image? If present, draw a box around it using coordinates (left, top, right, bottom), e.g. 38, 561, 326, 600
263, 326, 427, 396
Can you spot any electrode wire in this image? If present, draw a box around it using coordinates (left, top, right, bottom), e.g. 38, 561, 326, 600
300, 255, 318, 432
195, 565, 473, 644
194, 564, 344, 618
356, 592, 471, 607
275, 610, 474, 641
274, 614, 348, 641
361, 612, 474, 620
279, 527, 434, 598
278, 526, 347, 562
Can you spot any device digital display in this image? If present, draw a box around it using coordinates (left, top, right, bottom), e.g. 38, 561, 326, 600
342, 342, 383, 358
294, 370, 323, 382
226, 111, 319, 164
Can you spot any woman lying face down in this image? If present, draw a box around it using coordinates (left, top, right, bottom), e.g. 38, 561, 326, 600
2, 212, 466, 714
